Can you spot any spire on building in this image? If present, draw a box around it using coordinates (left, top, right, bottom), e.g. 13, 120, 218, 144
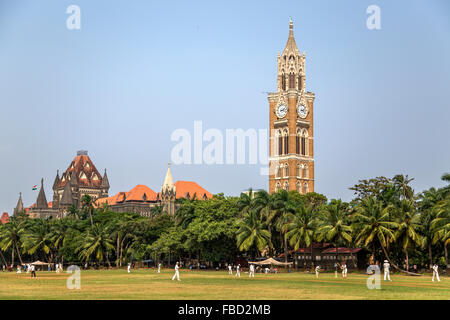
36, 178, 49, 209
70, 169, 78, 186
52, 170, 60, 190
13, 192, 24, 216
162, 162, 175, 192
101, 169, 110, 189
282, 19, 300, 56
60, 179, 73, 206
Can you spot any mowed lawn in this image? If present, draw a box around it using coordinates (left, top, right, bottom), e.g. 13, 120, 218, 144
0, 269, 448, 300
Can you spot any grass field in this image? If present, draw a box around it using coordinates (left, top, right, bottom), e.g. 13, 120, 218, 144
0, 269, 448, 300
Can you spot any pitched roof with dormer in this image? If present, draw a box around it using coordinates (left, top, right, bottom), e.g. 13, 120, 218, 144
174, 181, 212, 200
57, 152, 104, 189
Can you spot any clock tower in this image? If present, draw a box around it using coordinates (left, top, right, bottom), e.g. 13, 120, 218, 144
268, 20, 315, 194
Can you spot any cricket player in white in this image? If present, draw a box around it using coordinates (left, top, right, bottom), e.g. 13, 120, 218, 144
341, 262, 347, 278
249, 264, 255, 278
315, 265, 320, 278
383, 260, 391, 281
235, 264, 241, 278
172, 262, 181, 281
228, 264, 232, 275
127, 263, 131, 273
158, 263, 161, 273
432, 264, 440, 282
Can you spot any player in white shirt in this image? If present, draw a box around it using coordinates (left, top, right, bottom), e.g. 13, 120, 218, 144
383, 260, 391, 281
127, 263, 131, 273
172, 262, 181, 281
341, 262, 347, 278
432, 263, 440, 282
228, 264, 232, 275
158, 263, 161, 273
235, 264, 241, 278
315, 265, 320, 278
249, 264, 255, 278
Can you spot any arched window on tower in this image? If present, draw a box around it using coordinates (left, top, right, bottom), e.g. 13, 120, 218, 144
289, 73, 295, 89
301, 129, 308, 156
297, 181, 301, 193
298, 75, 302, 91
281, 71, 286, 91
296, 163, 300, 177
303, 182, 309, 194
283, 129, 289, 155
284, 163, 289, 178
284, 181, 289, 191
275, 182, 281, 193
303, 165, 308, 179
296, 129, 300, 154
277, 130, 283, 156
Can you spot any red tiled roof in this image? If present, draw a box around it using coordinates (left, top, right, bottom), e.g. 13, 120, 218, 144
95, 185, 157, 207
58, 155, 103, 188
321, 248, 362, 254
1, 212, 9, 224
174, 181, 212, 200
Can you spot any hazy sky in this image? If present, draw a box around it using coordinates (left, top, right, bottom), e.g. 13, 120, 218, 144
1, 0, 449, 214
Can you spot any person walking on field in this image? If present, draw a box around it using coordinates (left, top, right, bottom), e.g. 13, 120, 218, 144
30, 264, 36, 278
228, 264, 232, 275
127, 263, 131, 273
172, 262, 181, 281
432, 263, 440, 282
315, 265, 320, 278
158, 263, 161, 274
383, 260, 392, 281
235, 264, 241, 278
249, 264, 255, 278
341, 262, 347, 278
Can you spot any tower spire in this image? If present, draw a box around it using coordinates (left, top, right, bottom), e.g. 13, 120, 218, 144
162, 162, 174, 190
36, 178, 49, 209
14, 192, 24, 216
283, 18, 299, 55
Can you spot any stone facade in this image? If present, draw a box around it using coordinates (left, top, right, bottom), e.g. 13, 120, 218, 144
268, 20, 315, 194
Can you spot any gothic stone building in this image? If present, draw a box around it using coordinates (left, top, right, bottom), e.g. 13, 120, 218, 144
14, 152, 212, 218
268, 20, 315, 194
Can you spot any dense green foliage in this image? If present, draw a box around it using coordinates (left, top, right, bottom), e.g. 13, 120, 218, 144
0, 173, 449, 271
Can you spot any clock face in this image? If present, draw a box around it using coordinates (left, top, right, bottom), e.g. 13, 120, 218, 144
276, 104, 287, 118
297, 104, 308, 118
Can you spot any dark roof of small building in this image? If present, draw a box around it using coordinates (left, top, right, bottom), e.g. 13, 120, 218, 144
321, 248, 362, 254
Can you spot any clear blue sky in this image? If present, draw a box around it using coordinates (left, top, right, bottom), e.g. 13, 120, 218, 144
1, 0, 449, 214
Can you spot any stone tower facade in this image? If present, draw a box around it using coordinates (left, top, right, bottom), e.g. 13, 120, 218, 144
268, 20, 315, 194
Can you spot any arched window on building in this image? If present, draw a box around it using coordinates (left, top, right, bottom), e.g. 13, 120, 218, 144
301, 129, 308, 156
276, 165, 281, 178
275, 182, 281, 193
277, 130, 282, 156
283, 129, 289, 155
303, 182, 309, 194
297, 181, 301, 193
303, 164, 308, 179
289, 73, 295, 89
296, 129, 300, 154
284, 181, 289, 191
298, 75, 302, 91
296, 163, 300, 177
284, 163, 289, 178
281, 71, 286, 91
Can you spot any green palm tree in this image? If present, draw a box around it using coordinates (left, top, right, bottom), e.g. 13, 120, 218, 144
273, 190, 296, 263
431, 198, 450, 266
0, 216, 26, 265
285, 204, 317, 269
394, 199, 422, 271
76, 223, 115, 266
21, 218, 54, 262
81, 194, 94, 227
316, 200, 352, 265
353, 197, 398, 263
237, 188, 257, 218
236, 210, 272, 259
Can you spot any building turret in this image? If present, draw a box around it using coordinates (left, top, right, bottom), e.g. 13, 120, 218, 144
36, 178, 49, 209
161, 163, 176, 215
13, 192, 24, 216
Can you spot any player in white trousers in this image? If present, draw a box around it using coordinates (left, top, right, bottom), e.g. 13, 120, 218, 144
315, 265, 320, 278
341, 262, 347, 278
127, 263, 131, 273
228, 264, 232, 275
235, 264, 241, 278
249, 264, 255, 278
432, 263, 440, 282
158, 263, 161, 273
172, 262, 181, 281
383, 260, 391, 281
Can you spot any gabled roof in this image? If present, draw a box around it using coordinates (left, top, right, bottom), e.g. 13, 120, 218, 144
57, 153, 103, 189
174, 181, 212, 200
1, 212, 9, 224
95, 185, 157, 207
